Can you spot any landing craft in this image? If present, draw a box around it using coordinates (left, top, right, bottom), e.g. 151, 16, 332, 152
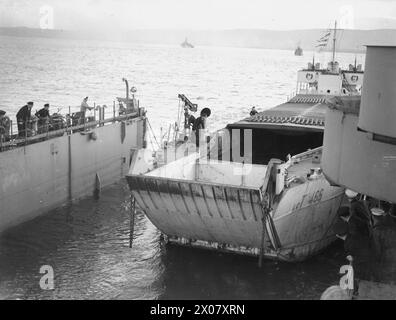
127, 49, 365, 261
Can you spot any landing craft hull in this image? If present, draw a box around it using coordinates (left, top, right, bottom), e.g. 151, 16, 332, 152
270, 177, 343, 260
127, 151, 344, 262
0, 117, 145, 233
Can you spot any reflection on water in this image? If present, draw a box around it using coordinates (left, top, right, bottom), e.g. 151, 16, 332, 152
0, 181, 346, 300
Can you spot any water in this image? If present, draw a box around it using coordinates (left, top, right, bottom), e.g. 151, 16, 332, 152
0, 35, 364, 299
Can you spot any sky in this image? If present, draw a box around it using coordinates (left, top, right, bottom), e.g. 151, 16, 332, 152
1, 0, 396, 31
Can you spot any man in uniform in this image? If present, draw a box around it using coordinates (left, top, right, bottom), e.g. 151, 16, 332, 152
0, 109, 11, 144
344, 190, 372, 236
193, 107, 211, 148
333, 219, 376, 281
337, 206, 371, 239
35, 103, 51, 134
16, 101, 33, 137
80, 97, 93, 121
371, 207, 396, 264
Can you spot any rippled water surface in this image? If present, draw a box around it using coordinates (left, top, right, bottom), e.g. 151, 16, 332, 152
0, 35, 365, 299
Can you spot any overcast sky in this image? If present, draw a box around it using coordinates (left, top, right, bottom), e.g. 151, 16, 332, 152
1, 0, 396, 30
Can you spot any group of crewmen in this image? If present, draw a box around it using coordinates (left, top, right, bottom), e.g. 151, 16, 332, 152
0, 109, 11, 142
332, 189, 396, 284
0, 97, 94, 143
0, 102, 52, 140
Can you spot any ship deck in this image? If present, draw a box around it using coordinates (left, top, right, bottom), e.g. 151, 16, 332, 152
228, 94, 328, 132
0, 111, 141, 152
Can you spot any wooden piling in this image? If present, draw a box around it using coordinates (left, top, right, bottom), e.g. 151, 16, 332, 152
129, 195, 136, 248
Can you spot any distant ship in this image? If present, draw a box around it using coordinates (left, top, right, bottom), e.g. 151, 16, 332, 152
181, 38, 194, 48
295, 45, 303, 56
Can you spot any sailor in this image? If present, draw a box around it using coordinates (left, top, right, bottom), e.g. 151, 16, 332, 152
370, 207, 394, 263
193, 107, 211, 148
333, 219, 376, 281
80, 97, 93, 124
16, 101, 33, 137
35, 103, 50, 134
118, 101, 126, 115
250, 106, 258, 116
344, 189, 372, 236
0, 110, 11, 143
187, 114, 196, 129
389, 203, 396, 226
337, 205, 371, 239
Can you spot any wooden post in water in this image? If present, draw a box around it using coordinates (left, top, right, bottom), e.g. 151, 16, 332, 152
259, 190, 271, 268
259, 210, 267, 268
24, 120, 27, 154
129, 195, 136, 248
68, 134, 72, 202
94, 173, 101, 199
113, 101, 116, 122
68, 106, 71, 133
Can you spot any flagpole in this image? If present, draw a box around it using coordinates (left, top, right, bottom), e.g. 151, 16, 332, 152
332, 20, 337, 66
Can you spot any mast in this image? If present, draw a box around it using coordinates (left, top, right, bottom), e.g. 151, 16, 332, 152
332, 21, 337, 66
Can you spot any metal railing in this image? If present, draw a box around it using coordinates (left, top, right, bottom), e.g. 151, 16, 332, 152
0, 102, 143, 152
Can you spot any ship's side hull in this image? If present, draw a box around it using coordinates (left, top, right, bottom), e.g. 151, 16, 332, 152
0, 117, 145, 233
127, 172, 343, 262
270, 177, 344, 260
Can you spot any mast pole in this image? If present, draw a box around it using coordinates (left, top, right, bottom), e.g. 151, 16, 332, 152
332, 20, 337, 66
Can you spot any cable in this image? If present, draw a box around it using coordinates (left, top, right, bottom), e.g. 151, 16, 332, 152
146, 118, 161, 149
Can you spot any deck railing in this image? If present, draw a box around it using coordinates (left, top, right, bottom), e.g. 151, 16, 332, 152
0, 103, 144, 152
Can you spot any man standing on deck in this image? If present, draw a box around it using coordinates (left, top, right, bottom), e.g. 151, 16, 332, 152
250, 106, 258, 116
35, 103, 51, 134
80, 97, 93, 124
0, 110, 11, 143
16, 102, 33, 137
193, 107, 211, 148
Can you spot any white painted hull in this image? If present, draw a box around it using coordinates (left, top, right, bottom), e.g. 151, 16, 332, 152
127, 151, 344, 262
270, 177, 343, 260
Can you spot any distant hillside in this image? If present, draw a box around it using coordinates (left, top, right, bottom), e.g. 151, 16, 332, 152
1, 27, 396, 52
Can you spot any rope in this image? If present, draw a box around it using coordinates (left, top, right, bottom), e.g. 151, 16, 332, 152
147, 127, 156, 150
146, 118, 161, 149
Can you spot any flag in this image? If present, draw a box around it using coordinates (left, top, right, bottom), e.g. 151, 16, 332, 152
315, 29, 331, 48
319, 31, 331, 40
